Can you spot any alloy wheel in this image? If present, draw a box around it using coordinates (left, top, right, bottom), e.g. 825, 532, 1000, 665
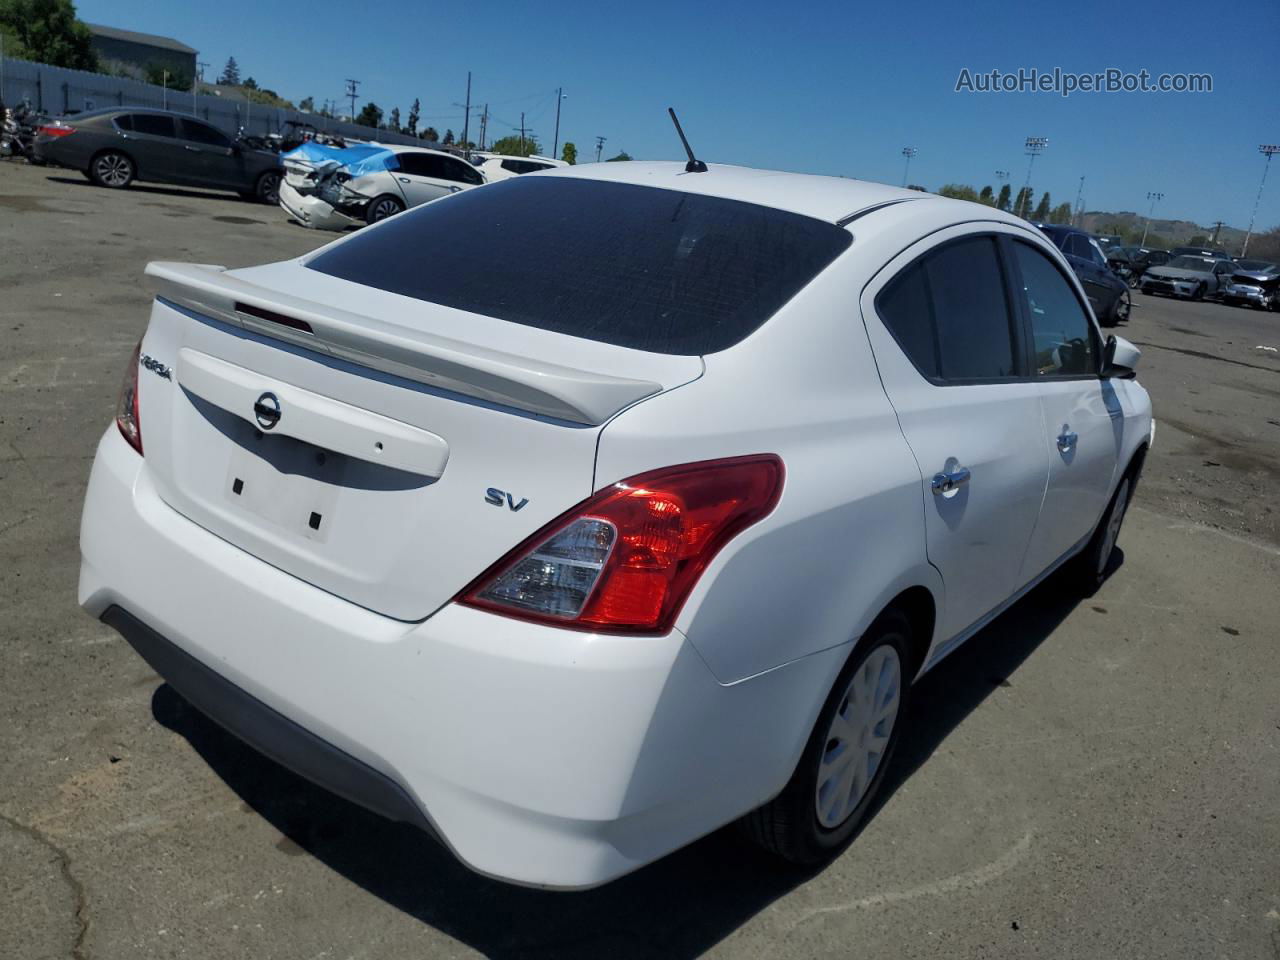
369, 198, 402, 222
95, 154, 131, 187
1114, 289, 1131, 323
815, 644, 902, 829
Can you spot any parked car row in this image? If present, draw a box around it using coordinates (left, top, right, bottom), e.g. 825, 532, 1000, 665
28, 106, 568, 229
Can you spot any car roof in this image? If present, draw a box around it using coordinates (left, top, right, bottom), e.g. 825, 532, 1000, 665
542, 161, 1022, 226
380, 144, 462, 157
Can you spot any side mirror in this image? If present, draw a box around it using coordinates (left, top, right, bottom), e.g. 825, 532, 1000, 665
1102, 335, 1140, 379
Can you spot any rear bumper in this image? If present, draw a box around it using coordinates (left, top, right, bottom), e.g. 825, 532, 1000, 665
278, 180, 354, 231
79, 426, 836, 887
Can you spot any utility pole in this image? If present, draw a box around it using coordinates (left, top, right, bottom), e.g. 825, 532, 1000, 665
194, 60, 208, 115
519, 112, 525, 154
595, 135, 606, 163
901, 146, 917, 187
1242, 144, 1279, 257
1018, 137, 1048, 219
344, 79, 359, 122
553, 87, 565, 159
462, 71, 471, 149
1140, 192, 1163, 246
1209, 220, 1225, 245
1073, 175, 1085, 226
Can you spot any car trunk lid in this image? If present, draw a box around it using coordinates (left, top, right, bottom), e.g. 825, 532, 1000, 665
136, 260, 702, 621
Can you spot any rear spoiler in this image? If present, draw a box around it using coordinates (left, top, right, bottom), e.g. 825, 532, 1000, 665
144, 261, 663, 426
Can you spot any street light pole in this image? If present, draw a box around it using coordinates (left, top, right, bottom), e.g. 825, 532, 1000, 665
901, 146, 917, 187
1073, 175, 1085, 226
1241, 144, 1279, 257
462, 71, 471, 149
1018, 137, 1048, 219
553, 88, 565, 159
1140, 191, 1163, 247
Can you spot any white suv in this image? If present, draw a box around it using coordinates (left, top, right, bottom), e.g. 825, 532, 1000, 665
79, 163, 1152, 889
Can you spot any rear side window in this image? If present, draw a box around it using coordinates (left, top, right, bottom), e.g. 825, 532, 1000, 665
399, 152, 484, 185
877, 236, 1019, 382
113, 114, 133, 132
130, 114, 176, 138
306, 177, 852, 355
501, 159, 551, 175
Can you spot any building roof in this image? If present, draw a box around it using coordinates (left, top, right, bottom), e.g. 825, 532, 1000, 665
86, 23, 197, 56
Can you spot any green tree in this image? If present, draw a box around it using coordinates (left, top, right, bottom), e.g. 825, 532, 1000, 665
996, 183, 1012, 211
298, 96, 314, 113
421, 125, 439, 142
0, 0, 97, 70
388, 107, 400, 133
443, 128, 455, 145
1032, 192, 1051, 221
1188, 234, 1208, 247
218, 56, 240, 85
978, 185, 995, 206
1049, 202, 1073, 224
906, 184, 927, 192
606, 151, 633, 162
407, 98, 420, 137
488, 134, 541, 156
243, 76, 259, 90
355, 102, 383, 128
143, 62, 190, 89
561, 141, 577, 164
1012, 186, 1034, 218
938, 183, 980, 202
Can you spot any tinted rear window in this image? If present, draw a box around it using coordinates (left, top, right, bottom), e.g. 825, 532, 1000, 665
306, 177, 852, 355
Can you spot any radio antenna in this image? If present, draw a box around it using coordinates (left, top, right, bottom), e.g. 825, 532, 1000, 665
668, 107, 707, 173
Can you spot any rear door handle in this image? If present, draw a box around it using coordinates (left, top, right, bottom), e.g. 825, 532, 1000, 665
931, 466, 971, 495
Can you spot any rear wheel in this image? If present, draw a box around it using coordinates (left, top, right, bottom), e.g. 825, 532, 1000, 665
743, 610, 912, 864
1191, 282, 1205, 301
89, 151, 134, 188
365, 194, 404, 224
1109, 288, 1131, 325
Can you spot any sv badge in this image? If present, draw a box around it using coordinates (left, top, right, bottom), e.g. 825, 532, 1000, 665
485, 488, 529, 512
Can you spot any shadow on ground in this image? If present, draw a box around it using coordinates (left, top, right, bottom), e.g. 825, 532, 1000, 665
45, 175, 251, 204
152, 555, 1115, 959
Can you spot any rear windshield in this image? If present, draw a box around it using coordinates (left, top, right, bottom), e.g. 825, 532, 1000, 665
305, 176, 852, 355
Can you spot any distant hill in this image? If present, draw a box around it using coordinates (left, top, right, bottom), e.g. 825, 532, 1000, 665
1078, 211, 1246, 251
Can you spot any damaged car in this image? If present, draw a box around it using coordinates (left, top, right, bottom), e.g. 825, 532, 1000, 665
279, 142, 486, 229
1221, 261, 1280, 310
1140, 255, 1236, 300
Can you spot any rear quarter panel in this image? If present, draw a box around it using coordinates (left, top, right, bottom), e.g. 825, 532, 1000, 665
594, 241, 938, 687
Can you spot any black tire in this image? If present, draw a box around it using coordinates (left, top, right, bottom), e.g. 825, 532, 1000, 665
1107, 288, 1131, 326
743, 610, 913, 865
253, 170, 282, 205
365, 194, 405, 224
1191, 282, 1205, 301
1071, 468, 1135, 595
88, 150, 134, 188
1126, 273, 1141, 289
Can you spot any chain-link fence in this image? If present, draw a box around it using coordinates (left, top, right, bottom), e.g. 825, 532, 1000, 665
0, 56, 428, 146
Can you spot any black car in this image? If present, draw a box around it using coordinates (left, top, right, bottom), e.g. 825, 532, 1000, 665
32, 108, 283, 204
1170, 245, 1232, 260
1106, 246, 1172, 288
1032, 224, 1131, 326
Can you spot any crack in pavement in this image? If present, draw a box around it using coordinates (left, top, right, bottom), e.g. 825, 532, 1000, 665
0, 812, 90, 960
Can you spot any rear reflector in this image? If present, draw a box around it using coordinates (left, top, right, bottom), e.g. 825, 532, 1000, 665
116, 342, 143, 454
459, 455, 784, 634
234, 302, 314, 334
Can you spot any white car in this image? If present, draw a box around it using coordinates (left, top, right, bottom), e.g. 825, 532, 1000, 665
279, 142, 487, 229
469, 152, 567, 182
79, 162, 1152, 889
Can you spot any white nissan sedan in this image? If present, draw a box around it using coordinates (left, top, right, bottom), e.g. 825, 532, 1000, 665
79, 162, 1152, 888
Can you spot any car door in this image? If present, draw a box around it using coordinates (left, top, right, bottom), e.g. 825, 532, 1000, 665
861, 229, 1049, 643
391, 152, 458, 207
1211, 260, 1236, 296
121, 113, 184, 183
1007, 239, 1122, 581
177, 118, 240, 187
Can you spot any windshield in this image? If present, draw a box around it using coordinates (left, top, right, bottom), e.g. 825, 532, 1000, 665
1167, 256, 1213, 270
306, 176, 853, 355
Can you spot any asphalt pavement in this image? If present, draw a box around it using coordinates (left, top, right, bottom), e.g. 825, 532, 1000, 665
1, 161, 1278, 959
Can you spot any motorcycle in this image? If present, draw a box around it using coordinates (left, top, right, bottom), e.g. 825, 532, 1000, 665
1, 103, 47, 162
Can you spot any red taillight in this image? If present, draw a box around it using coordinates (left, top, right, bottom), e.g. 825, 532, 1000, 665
38, 124, 75, 138
459, 455, 784, 634
115, 342, 143, 455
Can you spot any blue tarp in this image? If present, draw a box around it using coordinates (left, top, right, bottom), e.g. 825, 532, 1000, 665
281, 142, 399, 177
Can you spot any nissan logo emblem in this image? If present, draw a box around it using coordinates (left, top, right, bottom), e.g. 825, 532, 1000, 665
254, 392, 282, 430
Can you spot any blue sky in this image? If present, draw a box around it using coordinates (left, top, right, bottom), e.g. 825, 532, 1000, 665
79, 0, 1280, 230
